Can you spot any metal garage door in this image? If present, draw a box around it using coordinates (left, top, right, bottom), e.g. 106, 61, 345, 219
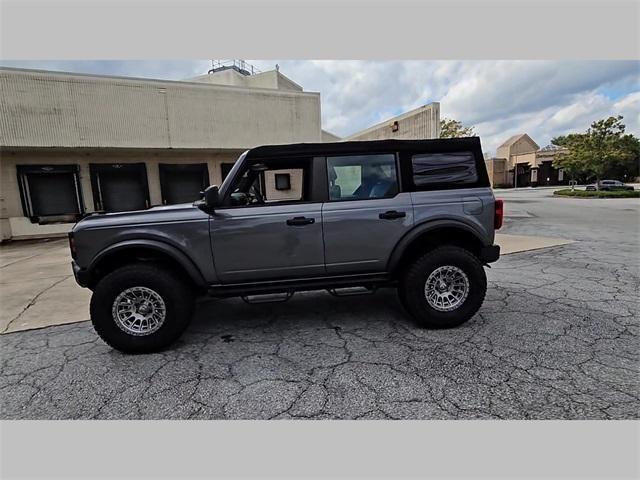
221, 163, 235, 182
90, 164, 150, 212
17, 165, 83, 222
159, 163, 209, 205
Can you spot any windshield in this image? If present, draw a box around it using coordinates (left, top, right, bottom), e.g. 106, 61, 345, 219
218, 151, 248, 199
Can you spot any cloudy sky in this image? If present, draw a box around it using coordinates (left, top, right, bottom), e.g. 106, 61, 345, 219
2, 60, 638, 154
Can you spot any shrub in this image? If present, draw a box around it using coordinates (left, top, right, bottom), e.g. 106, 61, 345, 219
553, 189, 640, 198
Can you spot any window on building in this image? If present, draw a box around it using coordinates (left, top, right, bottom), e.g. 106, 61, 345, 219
411, 151, 478, 188
274, 173, 291, 190
159, 163, 209, 204
90, 163, 150, 212
17, 165, 84, 224
264, 170, 300, 201
327, 154, 398, 201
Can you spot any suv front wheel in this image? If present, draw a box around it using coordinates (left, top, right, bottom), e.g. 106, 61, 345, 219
90, 263, 195, 353
399, 246, 487, 329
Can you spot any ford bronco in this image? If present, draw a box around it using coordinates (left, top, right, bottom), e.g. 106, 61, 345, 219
70, 138, 502, 353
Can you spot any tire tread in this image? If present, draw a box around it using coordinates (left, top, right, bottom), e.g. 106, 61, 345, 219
90, 263, 194, 353
399, 246, 487, 329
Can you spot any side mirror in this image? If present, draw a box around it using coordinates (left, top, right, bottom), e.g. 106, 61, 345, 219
195, 185, 219, 213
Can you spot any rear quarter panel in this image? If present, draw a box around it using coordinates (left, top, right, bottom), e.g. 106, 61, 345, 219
410, 187, 496, 245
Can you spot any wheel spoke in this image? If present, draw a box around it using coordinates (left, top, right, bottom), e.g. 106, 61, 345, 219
424, 265, 469, 312
112, 287, 166, 336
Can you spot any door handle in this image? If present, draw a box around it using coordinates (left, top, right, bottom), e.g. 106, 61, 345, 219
379, 210, 406, 220
286, 216, 315, 226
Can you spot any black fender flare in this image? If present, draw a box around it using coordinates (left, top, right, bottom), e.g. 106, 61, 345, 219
387, 219, 488, 272
88, 239, 207, 288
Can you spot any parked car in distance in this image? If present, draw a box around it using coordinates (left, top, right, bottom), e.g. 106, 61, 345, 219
585, 180, 635, 191
69, 137, 502, 353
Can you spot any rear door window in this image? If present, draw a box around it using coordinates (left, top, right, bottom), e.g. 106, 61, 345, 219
411, 151, 478, 188
326, 154, 398, 200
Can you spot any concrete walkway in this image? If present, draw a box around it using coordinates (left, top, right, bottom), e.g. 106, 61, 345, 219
495, 233, 573, 254
0, 239, 91, 334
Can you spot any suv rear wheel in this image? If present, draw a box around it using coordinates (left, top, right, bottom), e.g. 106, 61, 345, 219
399, 246, 487, 328
90, 263, 195, 353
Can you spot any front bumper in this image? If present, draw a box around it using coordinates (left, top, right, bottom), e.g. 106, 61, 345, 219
479, 244, 500, 263
71, 260, 91, 287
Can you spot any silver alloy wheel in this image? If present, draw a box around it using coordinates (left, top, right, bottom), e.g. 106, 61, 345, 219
424, 265, 469, 312
112, 286, 166, 336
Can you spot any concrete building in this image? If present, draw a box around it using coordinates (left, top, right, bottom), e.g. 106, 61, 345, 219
346, 103, 440, 141
0, 64, 323, 240
485, 133, 569, 188
0, 63, 442, 242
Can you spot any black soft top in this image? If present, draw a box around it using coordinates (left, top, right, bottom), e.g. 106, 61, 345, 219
246, 137, 483, 159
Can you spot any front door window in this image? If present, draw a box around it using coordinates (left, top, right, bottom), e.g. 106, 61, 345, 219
225, 157, 311, 207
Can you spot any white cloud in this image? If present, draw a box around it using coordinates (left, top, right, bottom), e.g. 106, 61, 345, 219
250, 60, 639, 154
476, 90, 640, 154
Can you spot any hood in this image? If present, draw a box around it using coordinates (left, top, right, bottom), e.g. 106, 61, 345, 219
72, 203, 208, 231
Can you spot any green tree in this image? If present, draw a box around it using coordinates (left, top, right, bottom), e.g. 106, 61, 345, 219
552, 115, 639, 189
440, 118, 475, 138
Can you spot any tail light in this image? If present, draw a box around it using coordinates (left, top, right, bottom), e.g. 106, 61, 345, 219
68, 232, 77, 259
494, 199, 504, 230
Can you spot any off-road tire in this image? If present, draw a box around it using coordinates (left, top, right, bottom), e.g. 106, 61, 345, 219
398, 246, 487, 329
90, 263, 195, 353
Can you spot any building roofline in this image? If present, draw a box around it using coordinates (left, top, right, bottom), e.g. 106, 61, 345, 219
255, 70, 304, 91
497, 132, 540, 151
0, 145, 247, 153
0, 66, 320, 97
321, 129, 342, 139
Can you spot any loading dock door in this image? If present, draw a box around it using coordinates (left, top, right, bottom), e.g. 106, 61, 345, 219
159, 163, 209, 204
29, 174, 78, 215
90, 164, 150, 212
17, 165, 83, 223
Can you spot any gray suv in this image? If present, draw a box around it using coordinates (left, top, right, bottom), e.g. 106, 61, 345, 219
70, 138, 502, 353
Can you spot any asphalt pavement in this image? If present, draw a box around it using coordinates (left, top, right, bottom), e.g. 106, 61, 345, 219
1, 189, 638, 419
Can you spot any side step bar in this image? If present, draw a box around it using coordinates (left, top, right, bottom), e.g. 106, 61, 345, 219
327, 286, 377, 297
241, 292, 294, 304
208, 272, 393, 298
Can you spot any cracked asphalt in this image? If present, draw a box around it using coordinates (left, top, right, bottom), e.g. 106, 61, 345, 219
1, 189, 638, 419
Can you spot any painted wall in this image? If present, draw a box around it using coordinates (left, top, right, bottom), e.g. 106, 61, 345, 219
0, 68, 321, 150
346, 103, 440, 141
485, 158, 508, 187
496, 135, 539, 164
